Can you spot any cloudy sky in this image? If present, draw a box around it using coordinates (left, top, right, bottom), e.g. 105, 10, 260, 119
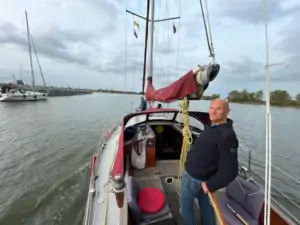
0, 0, 299, 97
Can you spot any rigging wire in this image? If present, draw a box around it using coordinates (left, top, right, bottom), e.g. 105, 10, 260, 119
124, 0, 128, 113
203, 0, 215, 63
152, 0, 180, 90
166, 0, 171, 78
131, 18, 138, 111
128, 0, 142, 111
153, 0, 161, 76
176, 0, 181, 78
153, 0, 165, 88
29, 33, 46, 88
198, 0, 215, 61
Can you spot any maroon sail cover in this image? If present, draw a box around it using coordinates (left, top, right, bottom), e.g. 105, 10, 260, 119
145, 70, 198, 103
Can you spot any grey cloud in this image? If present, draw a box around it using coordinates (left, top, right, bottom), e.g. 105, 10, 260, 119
276, 12, 300, 55
227, 57, 264, 75
223, 56, 299, 82
0, 22, 96, 65
181, 14, 205, 38
221, 7, 300, 84
155, 44, 199, 55
0, 22, 27, 46
152, 67, 189, 86
270, 11, 300, 82
220, 0, 300, 24
92, 48, 144, 75
84, 0, 122, 24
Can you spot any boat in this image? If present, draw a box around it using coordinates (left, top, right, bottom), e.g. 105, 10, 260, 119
0, 83, 47, 102
0, 11, 47, 102
83, 0, 300, 224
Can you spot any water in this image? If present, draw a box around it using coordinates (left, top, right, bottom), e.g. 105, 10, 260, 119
0, 93, 299, 225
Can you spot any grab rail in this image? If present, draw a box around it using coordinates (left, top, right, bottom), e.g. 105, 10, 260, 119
208, 192, 227, 225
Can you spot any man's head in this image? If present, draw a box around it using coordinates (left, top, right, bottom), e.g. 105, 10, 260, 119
209, 98, 230, 124
141, 96, 144, 100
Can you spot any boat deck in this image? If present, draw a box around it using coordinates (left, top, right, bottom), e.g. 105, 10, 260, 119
133, 160, 220, 225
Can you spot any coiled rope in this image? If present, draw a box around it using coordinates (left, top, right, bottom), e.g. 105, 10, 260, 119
176, 96, 193, 195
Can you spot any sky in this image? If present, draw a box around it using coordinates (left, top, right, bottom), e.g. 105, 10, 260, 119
0, 0, 299, 97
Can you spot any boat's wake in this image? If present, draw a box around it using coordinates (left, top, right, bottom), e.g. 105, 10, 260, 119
0, 163, 90, 225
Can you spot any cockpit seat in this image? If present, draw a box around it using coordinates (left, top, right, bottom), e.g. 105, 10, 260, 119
126, 176, 171, 225
217, 176, 264, 225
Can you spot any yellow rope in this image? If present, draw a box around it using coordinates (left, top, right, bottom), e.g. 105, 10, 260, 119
102, 182, 110, 225
177, 97, 193, 196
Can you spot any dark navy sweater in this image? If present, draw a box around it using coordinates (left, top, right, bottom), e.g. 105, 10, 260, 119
185, 119, 239, 192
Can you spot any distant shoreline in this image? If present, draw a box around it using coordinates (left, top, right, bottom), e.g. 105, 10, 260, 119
94, 90, 141, 95
204, 89, 300, 109
227, 100, 300, 108
94, 92, 300, 108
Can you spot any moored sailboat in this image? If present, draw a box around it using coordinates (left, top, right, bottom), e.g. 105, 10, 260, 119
0, 11, 47, 102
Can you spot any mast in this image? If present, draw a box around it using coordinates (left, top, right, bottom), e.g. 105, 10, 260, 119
25, 11, 35, 88
148, 0, 155, 81
20, 63, 23, 81
142, 0, 151, 94
263, 0, 272, 224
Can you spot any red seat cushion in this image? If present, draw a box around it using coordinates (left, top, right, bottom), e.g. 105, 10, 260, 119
137, 187, 165, 214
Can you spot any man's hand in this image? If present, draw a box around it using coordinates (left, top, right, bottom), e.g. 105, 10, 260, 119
202, 182, 209, 194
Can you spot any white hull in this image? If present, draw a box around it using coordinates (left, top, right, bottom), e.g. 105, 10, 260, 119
0, 91, 47, 102
84, 125, 127, 225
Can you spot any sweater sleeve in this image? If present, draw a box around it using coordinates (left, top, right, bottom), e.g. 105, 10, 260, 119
206, 136, 239, 192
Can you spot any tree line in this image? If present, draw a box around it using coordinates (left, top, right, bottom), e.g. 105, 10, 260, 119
204, 89, 300, 107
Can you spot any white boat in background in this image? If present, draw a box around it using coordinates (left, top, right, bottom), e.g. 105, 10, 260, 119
0, 89, 47, 102
0, 11, 48, 102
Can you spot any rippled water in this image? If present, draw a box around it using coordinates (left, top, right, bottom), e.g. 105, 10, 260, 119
0, 93, 299, 225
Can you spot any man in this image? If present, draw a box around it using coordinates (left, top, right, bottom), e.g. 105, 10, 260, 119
137, 96, 147, 111
180, 98, 239, 225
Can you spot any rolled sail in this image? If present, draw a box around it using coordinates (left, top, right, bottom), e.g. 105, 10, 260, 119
145, 64, 220, 103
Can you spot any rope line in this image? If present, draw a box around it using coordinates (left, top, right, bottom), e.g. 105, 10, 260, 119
176, 97, 193, 196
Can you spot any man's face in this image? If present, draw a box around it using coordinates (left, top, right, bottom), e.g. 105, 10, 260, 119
209, 100, 229, 123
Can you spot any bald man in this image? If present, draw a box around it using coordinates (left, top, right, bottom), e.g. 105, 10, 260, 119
180, 99, 239, 225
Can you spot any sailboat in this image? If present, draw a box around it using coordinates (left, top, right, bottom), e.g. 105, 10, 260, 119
0, 11, 47, 102
83, 0, 299, 225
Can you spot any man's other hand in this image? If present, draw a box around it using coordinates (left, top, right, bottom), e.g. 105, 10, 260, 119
202, 182, 209, 193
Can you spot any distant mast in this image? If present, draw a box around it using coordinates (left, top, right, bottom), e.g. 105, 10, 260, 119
25, 11, 35, 88
20, 63, 23, 81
